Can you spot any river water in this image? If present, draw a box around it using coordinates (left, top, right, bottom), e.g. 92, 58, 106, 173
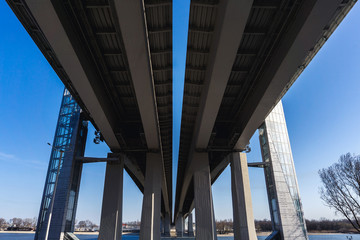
0, 233, 359, 240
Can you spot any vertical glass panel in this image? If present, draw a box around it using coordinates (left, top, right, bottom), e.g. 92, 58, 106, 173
261, 100, 308, 238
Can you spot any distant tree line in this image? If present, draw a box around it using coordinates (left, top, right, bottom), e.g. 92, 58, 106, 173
0, 217, 37, 230
75, 220, 98, 231
215, 219, 273, 233
0, 218, 99, 232
306, 219, 357, 233
216, 219, 233, 234
214, 218, 358, 233
255, 219, 272, 232
0, 218, 140, 232
1, 216, 358, 233
124, 220, 141, 227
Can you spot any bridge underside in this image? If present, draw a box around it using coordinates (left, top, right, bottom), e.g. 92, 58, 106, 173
5, 0, 357, 239
7, 0, 173, 221
175, 0, 355, 220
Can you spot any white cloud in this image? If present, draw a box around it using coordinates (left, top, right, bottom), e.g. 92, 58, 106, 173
0, 151, 45, 170
0, 151, 16, 161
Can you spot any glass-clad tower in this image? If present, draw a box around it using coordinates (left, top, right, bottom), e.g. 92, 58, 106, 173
259, 100, 308, 240
35, 89, 88, 240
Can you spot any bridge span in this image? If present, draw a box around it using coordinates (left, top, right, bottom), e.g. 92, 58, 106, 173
6, 0, 357, 239
174, 2, 356, 238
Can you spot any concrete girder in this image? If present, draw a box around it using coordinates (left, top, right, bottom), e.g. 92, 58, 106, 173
175, 0, 253, 218
22, 1, 147, 195
208, 0, 348, 184
112, 0, 160, 150
24, 0, 120, 149
112, 0, 170, 216
234, 0, 345, 149
23, 0, 170, 217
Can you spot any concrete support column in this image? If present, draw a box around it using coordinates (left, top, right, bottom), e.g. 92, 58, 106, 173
160, 216, 164, 235
176, 213, 184, 237
139, 153, 162, 240
98, 159, 124, 240
164, 213, 171, 237
188, 213, 194, 237
193, 152, 217, 240
230, 152, 257, 240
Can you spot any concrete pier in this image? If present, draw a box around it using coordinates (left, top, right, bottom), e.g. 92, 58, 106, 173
139, 153, 163, 240
230, 152, 257, 240
188, 213, 194, 237
193, 153, 217, 240
160, 216, 164, 235
164, 213, 171, 237
98, 160, 124, 240
176, 213, 184, 237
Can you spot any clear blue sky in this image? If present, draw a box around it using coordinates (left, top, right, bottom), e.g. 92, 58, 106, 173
1, 0, 360, 224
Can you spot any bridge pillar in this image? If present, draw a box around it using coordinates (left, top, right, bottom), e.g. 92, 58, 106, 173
98, 159, 124, 240
139, 153, 162, 240
160, 216, 164, 235
164, 213, 171, 237
230, 152, 257, 240
176, 213, 184, 237
193, 152, 217, 240
188, 213, 194, 237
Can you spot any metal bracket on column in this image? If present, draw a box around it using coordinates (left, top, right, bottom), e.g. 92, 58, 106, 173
76, 156, 120, 163
108, 148, 160, 153
247, 162, 270, 168
195, 144, 251, 153
195, 148, 246, 152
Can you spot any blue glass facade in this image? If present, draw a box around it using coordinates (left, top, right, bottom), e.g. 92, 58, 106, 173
35, 89, 87, 240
